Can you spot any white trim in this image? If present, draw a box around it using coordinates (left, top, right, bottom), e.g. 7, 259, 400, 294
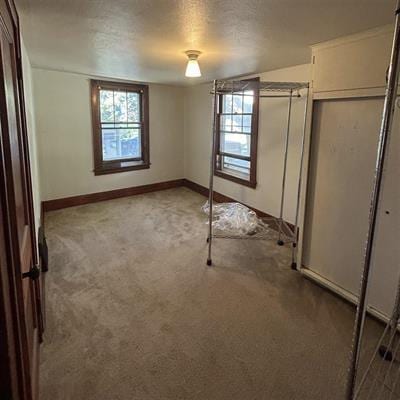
313, 87, 386, 100
311, 24, 393, 52
300, 267, 390, 324
310, 87, 400, 100
295, 84, 314, 273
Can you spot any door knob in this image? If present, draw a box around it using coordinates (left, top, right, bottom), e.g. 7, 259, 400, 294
22, 265, 40, 280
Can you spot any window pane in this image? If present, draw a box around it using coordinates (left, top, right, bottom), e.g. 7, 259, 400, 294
220, 115, 232, 132
223, 94, 233, 113
243, 115, 252, 133
232, 95, 243, 113
232, 114, 242, 132
100, 90, 114, 122
223, 156, 250, 175
114, 91, 127, 122
127, 92, 140, 122
243, 91, 253, 113
221, 132, 250, 157
102, 128, 141, 161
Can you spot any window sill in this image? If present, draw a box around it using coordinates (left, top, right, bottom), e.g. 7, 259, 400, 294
94, 160, 150, 176
215, 169, 257, 189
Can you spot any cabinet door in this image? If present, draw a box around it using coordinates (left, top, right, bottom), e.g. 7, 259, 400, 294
303, 97, 400, 317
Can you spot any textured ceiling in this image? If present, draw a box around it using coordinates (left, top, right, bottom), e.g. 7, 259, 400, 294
17, 0, 396, 85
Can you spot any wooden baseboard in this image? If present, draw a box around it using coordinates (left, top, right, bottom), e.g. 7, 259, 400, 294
42, 179, 185, 212
300, 267, 389, 326
41, 178, 294, 232
183, 179, 232, 203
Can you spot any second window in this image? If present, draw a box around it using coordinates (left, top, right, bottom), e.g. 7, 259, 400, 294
215, 78, 259, 188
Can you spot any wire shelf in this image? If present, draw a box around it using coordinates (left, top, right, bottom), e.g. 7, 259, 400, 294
354, 321, 400, 400
213, 79, 309, 94
262, 217, 296, 243
212, 216, 296, 244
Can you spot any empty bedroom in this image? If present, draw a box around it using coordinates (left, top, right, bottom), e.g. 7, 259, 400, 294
1, 0, 400, 399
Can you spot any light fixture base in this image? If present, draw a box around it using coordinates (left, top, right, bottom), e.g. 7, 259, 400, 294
185, 50, 201, 59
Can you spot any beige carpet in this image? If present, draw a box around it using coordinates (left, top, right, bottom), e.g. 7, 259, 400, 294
39, 187, 382, 400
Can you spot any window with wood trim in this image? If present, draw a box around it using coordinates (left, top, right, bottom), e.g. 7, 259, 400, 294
91, 80, 149, 175
215, 77, 259, 188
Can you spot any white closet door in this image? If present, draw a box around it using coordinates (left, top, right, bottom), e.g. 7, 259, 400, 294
303, 97, 400, 317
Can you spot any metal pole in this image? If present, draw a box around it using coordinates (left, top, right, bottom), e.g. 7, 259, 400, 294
346, 2, 400, 398
277, 89, 293, 245
291, 87, 310, 270
207, 80, 219, 266
209, 92, 301, 99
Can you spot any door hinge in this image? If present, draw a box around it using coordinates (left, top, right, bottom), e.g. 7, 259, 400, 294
22, 264, 40, 280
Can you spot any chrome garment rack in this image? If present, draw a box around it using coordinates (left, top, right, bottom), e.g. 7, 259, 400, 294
206, 79, 309, 268
346, 1, 400, 399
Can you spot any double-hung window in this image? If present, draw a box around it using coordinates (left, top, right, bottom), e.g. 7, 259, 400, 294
91, 80, 149, 175
215, 78, 259, 188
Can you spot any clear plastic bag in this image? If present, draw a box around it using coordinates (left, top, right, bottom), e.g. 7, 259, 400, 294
202, 201, 269, 236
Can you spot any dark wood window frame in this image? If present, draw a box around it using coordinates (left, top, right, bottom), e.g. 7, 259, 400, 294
214, 77, 260, 188
90, 79, 150, 176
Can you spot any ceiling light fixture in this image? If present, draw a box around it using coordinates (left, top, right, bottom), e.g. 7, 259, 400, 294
185, 50, 202, 78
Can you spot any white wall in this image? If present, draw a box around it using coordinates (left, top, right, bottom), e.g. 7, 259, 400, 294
34, 63, 310, 219
33, 69, 185, 201
21, 39, 42, 241
184, 64, 311, 223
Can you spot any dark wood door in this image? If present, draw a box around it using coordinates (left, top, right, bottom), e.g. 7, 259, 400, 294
0, 1, 42, 399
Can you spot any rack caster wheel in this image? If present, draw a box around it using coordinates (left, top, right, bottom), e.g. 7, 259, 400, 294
277, 240, 284, 246
206, 237, 210, 243
379, 345, 394, 361
291, 262, 297, 270
207, 259, 212, 266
